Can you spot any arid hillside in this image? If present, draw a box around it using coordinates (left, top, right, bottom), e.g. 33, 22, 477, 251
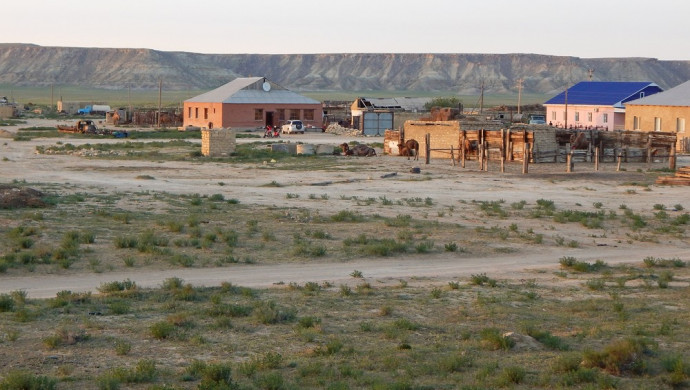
1, 43, 689, 93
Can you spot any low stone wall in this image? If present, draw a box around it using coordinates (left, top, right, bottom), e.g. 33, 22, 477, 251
201, 128, 236, 157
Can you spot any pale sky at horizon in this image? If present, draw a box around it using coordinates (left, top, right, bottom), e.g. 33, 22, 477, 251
3, 0, 687, 60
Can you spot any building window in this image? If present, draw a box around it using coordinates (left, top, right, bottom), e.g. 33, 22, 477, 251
640, 92, 645, 98
551, 111, 556, 121
303, 109, 314, 121
633, 116, 640, 130
254, 109, 263, 121
677, 118, 685, 133
290, 109, 300, 120
654, 117, 661, 131
204, 108, 208, 120
188, 107, 192, 118
277, 109, 285, 121
587, 112, 592, 122
195, 108, 199, 119
603, 113, 608, 123
574, 112, 580, 121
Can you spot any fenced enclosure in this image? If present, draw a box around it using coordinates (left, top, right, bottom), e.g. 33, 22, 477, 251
387, 121, 679, 173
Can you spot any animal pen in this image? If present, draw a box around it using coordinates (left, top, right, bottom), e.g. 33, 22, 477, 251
386, 121, 679, 173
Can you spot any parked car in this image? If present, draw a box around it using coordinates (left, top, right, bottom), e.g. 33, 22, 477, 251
528, 115, 546, 125
281, 120, 305, 134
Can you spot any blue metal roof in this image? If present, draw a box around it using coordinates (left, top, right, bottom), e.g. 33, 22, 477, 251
544, 82, 662, 107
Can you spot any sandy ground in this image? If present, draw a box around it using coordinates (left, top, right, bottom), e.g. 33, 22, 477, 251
1, 119, 689, 298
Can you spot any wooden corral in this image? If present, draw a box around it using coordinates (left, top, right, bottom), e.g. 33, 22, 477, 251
133, 110, 183, 127
553, 129, 677, 166
394, 120, 678, 171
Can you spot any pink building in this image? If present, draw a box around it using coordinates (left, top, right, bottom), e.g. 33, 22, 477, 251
183, 77, 322, 130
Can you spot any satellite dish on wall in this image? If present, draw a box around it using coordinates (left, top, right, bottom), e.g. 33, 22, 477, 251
262, 81, 271, 92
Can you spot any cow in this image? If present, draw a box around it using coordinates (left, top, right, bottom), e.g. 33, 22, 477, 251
398, 139, 419, 160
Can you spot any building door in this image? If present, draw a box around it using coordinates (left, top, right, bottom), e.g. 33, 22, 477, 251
266, 111, 274, 127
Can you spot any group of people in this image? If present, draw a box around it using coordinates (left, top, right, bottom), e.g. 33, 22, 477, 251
263, 125, 280, 138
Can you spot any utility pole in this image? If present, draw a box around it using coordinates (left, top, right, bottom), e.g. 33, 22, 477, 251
564, 85, 569, 129
479, 80, 485, 115
157, 79, 162, 128
588, 68, 595, 81
516, 78, 524, 115
128, 85, 132, 123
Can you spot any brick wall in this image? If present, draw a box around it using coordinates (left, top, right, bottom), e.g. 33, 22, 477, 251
403, 120, 461, 159
201, 128, 236, 157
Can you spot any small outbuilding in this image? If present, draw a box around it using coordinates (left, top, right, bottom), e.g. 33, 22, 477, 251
183, 77, 323, 130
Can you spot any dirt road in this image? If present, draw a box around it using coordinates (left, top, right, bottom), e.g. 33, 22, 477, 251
1, 119, 689, 298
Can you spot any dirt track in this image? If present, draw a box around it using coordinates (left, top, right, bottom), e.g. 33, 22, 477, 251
1, 120, 689, 298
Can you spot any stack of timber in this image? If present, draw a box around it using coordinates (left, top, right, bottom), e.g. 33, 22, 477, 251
656, 166, 690, 185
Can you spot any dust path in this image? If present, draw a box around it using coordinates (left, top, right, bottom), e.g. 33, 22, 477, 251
2, 246, 687, 299
1, 120, 689, 298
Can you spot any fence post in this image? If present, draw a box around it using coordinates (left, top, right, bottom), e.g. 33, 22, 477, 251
617, 152, 622, 172
566, 152, 573, 172
425, 133, 431, 165
461, 130, 466, 168
500, 129, 505, 173
670, 142, 676, 171
594, 147, 599, 171
450, 145, 456, 166
478, 131, 484, 170
522, 143, 530, 174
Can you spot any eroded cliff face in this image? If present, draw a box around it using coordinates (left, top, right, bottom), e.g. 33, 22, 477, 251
1, 44, 688, 93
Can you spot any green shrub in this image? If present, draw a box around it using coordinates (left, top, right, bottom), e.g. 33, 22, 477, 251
0, 294, 15, 312
469, 273, 496, 286
479, 328, 514, 350
438, 353, 473, 373
582, 338, 652, 375
253, 301, 296, 325
0, 370, 58, 390
150, 321, 175, 340
524, 326, 569, 350
199, 362, 235, 389
497, 366, 526, 386
98, 279, 137, 294
114, 340, 131, 356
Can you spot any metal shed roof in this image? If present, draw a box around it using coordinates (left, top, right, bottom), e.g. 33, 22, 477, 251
625, 80, 690, 107
544, 82, 660, 107
185, 77, 320, 105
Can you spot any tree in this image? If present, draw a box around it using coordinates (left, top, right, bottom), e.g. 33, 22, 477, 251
424, 97, 462, 110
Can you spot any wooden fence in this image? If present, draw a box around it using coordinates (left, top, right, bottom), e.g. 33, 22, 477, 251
391, 123, 680, 173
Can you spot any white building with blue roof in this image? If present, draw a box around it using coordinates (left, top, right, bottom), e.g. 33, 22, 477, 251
543, 81, 663, 131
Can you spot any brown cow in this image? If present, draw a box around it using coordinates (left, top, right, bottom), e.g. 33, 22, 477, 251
398, 139, 419, 160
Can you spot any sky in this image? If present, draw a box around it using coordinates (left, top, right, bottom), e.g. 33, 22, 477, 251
3, 0, 688, 60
